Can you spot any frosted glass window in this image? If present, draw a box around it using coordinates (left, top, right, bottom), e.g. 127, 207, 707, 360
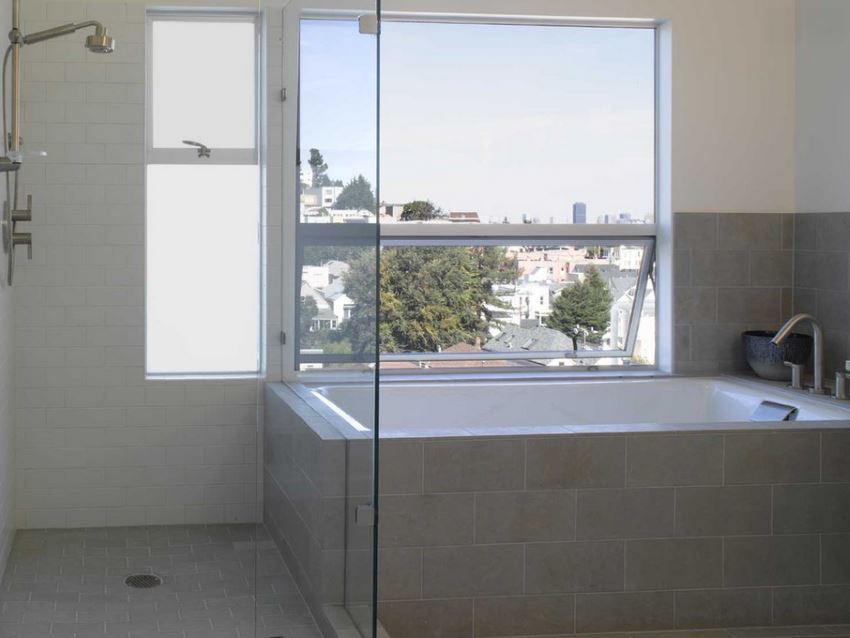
151, 20, 256, 149
146, 165, 260, 374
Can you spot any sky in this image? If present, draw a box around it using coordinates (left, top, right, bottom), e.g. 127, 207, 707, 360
300, 19, 655, 223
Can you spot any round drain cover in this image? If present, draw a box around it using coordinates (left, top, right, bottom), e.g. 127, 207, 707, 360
124, 574, 162, 589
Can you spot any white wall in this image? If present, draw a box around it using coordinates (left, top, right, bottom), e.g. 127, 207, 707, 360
796, 0, 850, 213
13, 0, 264, 527
0, 0, 16, 572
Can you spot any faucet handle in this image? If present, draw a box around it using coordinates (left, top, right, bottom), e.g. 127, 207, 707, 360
785, 361, 804, 390
835, 371, 850, 400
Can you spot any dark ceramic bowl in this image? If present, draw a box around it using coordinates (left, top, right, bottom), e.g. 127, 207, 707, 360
742, 330, 813, 381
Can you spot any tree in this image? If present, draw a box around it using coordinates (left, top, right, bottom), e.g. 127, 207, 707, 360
308, 148, 331, 187
545, 266, 614, 350
341, 246, 517, 354
334, 175, 375, 211
399, 200, 445, 221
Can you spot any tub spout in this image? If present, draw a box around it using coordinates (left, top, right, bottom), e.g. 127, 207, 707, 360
772, 313, 824, 394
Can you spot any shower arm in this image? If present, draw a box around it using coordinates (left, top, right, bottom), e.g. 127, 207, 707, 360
22, 20, 108, 45
7, 0, 107, 155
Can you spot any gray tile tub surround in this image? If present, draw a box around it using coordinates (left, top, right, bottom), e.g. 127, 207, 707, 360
674, 212, 794, 375
375, 430, 850, 638
263, 384, 351, 638
793, 211, 850, 378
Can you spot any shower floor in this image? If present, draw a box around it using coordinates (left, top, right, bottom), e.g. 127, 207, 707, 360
0, 524, 321, 638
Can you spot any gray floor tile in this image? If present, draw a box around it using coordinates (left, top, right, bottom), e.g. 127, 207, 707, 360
0, 524, 319, 638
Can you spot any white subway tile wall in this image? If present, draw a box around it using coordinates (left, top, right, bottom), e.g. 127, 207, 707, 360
0, 0, 15, 577
13, 0, 284, 527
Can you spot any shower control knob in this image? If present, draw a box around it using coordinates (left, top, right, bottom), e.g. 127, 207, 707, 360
11, 194, 31, 222
12, 231, 31, 259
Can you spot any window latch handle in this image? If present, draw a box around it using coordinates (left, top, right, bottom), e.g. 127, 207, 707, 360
182, 140, 211, 158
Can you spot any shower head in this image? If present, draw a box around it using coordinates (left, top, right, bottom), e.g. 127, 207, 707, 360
23, 21, 116, 53
85, 29, 114, 54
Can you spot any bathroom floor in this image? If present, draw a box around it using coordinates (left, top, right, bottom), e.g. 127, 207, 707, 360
0, 524, 321, 638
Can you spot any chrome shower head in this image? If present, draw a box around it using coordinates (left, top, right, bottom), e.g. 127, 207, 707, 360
85, 29, 114, 53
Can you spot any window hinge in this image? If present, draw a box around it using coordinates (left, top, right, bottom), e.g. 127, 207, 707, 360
279, 88, 287, 102
279, 331, 286, 345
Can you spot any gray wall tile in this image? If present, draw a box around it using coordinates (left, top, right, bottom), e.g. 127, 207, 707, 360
379, 440, 423, 495
474, 595, 575, 637
675, 288, 718, 324
423, 439, 524, 493
576, 591, 675, 633
794, 213, 817, 251
774, 484, 850, 534
627, 435, 723, 487
716, 287, 782, 324
379, 494, 474, 547
577, 488, 674, 540
692, 251, 750, 286
816, 212, 850, 251
795, 251, 849, 291
724, 535, 820, 586
751, 251, 792, 286
675, 486, 771, 536
675, 213, 717, 251
674, 589, 772, 629
773, 585, 850, 625
625, 538, 723, 590
422, 545, 524, 597
822, 533, 850, 585
717, 213, 783, 250
823, 432, 850, 482
378, 599, 473, 638
525, 540, 624, 594
378, 548, 422, 601
724, 432, 820, 484
526, 436, 625, 489
475, 490, 575, 543
690, 324, 749, 366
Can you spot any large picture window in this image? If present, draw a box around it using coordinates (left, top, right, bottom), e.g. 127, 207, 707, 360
146, 11, 262, 376
297, 16, 658, 371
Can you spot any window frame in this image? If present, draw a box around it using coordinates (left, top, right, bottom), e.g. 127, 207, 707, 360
289, 10, 669, 375
145, 8, 265, 379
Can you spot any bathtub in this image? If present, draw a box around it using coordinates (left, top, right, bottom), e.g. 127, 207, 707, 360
265, 376, 850, 638
311, 376, 850, 437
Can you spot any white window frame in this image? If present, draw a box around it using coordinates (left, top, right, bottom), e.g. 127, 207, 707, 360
145, 8, 265, 379
281, 6, 673, 378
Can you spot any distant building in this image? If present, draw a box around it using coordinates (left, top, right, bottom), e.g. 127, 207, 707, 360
448, 211, 480, 223
572, 202, 587, 224
379, 203, 405, 221
302, 185, 343, 209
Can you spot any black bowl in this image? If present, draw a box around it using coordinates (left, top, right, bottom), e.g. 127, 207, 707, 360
742, 330, 813, 381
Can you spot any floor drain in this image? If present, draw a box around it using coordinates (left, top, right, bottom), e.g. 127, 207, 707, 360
124, 574, 162, 589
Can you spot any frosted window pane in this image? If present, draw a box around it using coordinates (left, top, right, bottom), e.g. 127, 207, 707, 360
147, 165, 260, 374
151, 20, 256, 149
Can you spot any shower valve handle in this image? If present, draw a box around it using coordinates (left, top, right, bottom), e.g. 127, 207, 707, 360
11, 194, 31, 222
12, 231, 31, 259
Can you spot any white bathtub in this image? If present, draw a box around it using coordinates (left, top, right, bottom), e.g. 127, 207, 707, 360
309, 376, 850, 437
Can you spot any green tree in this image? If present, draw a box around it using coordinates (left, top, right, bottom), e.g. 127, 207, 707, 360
341, 246, 517, 354
399, 200, 445, 221
308, 148, 331, 187
334, 175, 375, 211
546, 266, 614, 350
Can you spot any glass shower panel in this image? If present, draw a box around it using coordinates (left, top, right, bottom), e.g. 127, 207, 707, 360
264, 2, 379, 637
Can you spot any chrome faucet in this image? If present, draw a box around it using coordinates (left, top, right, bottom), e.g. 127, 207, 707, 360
772, 313, 825, 394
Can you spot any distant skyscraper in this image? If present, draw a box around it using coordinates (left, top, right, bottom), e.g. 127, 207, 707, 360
572, 202, 587, 224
